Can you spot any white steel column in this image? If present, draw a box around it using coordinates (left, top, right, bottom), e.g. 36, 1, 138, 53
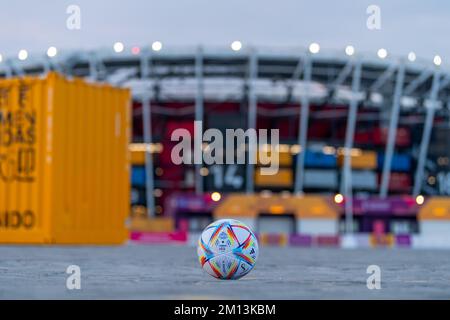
195, 46, 204, 195
141, 49, 155, 217
42, 59, 51, 75
140, 48, 150, 78
342, 59, 362, 234
380, 62, 406, 198
88, 53, 98, 80
142, 96, 156, 217
413, 69, 441, 196
3, 60, 13, 78
246, 48, 258, 194
294, 53, 312, 195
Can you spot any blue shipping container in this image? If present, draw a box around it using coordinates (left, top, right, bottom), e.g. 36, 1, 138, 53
377, 154, 411, 172
304, 150, 337, 168
131, 166, 146, 187
131, 187, 146, 205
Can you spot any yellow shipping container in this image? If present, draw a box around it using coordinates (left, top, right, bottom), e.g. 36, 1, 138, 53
0, 73, 131, 244
337, 151, 377, 170
254, 168, 293, 187
257, 150, 292, 166
129, 217, 175, 232
131, 149, 146, 165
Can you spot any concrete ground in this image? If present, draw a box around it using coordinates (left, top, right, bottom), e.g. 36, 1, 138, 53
0, 245, 449, 299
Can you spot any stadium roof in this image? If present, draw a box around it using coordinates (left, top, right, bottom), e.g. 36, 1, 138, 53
1, 45, 449, 113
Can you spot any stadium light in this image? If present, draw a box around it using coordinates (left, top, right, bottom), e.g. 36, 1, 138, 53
334, 193, 344, 204
200, 167, 209, 176
416, 195, 425, 205
231, 41, 242, 52
377, 48, 388, 59
211, 192, 222, 202
345, 45, 355, 56
131, 46, 141, 55
113, 42, 124, 53
433, 55, 442, 66
18, 49, 28, 61
152, 41, 163, 52
47, 46, 58, 58
309, 42, 320, 54
408, 51, 416, 62
153, 189, 163, 197
155, 167, 164, 176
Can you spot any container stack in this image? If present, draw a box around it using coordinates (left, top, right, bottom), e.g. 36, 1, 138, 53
0, 73, 131, 244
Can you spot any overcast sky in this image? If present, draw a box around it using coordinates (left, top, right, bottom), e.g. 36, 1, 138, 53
0, 0, 449, 62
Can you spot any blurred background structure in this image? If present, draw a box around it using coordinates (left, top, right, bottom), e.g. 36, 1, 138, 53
1, 1, 450, 248
2, 43, 449, 248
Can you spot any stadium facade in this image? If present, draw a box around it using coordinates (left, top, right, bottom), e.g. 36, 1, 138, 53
2, 45, 449, 248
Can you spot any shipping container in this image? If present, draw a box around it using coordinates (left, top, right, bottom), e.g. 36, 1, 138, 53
131, 149, 146, 166
337, 150, 377, 170
131, 166, 146, 187
205, 164, 245, 192
303, 169, 338, 189
165, 120, 195, 140
354, 130, 372, 145
0, 73, 130, 244
304, 151, 337, 168
373, 127, 411, 147
158, 166, 186, 182
133, 166, 187, 188
429, 128, 450, 155
131, 187, 146, 206
351, 170, 378, 190
380, 172, 411, 192
254, 168, 293, 187
377, 153, 411, 172
257, 150, 292, 167
159, 141, 191, 164
308, 122, 331, 139
274, 119, 295, 139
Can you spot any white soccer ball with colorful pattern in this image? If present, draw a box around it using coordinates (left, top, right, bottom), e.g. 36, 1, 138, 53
197, 219, 258, 280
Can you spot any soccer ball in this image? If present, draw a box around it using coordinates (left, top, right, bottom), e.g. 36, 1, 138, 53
197, 219, 259, 280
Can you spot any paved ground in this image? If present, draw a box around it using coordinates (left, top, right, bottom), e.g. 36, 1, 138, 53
0, 245, 449, 299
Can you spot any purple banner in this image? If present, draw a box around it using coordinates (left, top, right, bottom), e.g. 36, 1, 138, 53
351, 197, 417, 216
289, 234, 313, 247
165, 193, 217, 216
395, 234, 412, 247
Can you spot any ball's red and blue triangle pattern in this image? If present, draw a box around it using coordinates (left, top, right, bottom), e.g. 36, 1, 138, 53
197, 219, 259, 280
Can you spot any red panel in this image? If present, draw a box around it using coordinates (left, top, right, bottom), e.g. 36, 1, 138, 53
373, 127, 411, 147
205, 102, 240, 112
276, 119, 293, 139
158, 166, 186, 182
165, 121, 195, 140
354, 131, 372, 144
379, 173, 412, 192
159, 141, 193, 165
308, 122, 330, 139
256, 118, 271, 130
